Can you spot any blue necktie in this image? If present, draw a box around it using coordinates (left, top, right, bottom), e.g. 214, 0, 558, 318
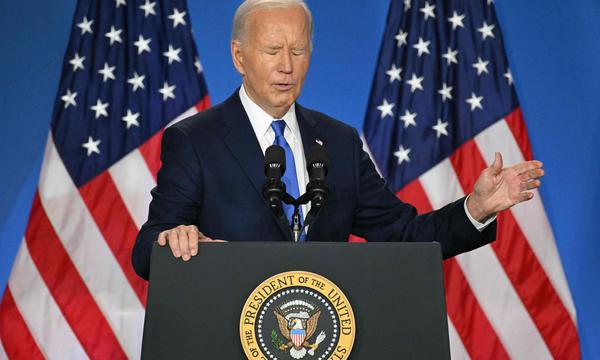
271, 120, 305, 240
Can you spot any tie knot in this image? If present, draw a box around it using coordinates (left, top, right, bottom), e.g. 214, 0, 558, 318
271, 120, 286, 137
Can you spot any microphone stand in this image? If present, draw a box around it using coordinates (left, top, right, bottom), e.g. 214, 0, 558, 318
281, 193, 322, 242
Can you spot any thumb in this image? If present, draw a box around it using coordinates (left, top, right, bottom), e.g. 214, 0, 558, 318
490, 152, 503, 175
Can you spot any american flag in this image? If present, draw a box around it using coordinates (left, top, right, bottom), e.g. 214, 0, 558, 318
0, 0, 209, 358
362, 0, 580, 358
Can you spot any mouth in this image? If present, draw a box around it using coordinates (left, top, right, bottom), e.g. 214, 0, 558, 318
273, 83, 294, 91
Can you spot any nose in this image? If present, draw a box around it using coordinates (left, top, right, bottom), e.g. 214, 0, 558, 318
278, 50, 293, 74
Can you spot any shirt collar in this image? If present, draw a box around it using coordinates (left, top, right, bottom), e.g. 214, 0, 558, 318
239, 84, 300, 140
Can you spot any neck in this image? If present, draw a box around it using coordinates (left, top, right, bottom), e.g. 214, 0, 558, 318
242, 82, 291, 119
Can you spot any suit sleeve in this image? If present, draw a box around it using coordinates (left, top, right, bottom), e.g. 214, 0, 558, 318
349, 129, 495, 258
132, 125, 204, 280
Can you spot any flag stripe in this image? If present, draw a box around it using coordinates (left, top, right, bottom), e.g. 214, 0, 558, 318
443, 259, 511, 359
26, 193, 127, 359
8, 241, 88, 359
504, 108, 534, 161
420, 159, 553, 358
447, 319, 470, 360
38, 135, 144, 359
0, 289, 45, 360
109, 150, 157, 229
399, 159, 509, 359
138, 130, 165, 183
476, 117, 577, 321
79, 171, 148, 306
495, 210, 581, 359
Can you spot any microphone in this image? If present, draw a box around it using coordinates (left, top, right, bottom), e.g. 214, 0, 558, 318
263, 145, 286, 217
306, 145, 330, 209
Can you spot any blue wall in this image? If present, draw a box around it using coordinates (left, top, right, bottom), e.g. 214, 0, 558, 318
1, 0, 598, 358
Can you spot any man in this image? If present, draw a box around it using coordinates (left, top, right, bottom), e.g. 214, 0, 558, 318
132, 0, 543, 280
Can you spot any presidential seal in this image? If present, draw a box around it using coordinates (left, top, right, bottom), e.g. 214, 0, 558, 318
240, 271, 355, 360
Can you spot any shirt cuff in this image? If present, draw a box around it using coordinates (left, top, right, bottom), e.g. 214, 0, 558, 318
464, 195, 496, 232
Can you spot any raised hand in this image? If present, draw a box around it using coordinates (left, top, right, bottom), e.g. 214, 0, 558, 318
466, 152, 544, 223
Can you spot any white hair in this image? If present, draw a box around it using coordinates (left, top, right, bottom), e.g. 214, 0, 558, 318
231, 0, 314, 48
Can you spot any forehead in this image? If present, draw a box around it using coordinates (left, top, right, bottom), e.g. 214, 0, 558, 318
246, 6, 310, 43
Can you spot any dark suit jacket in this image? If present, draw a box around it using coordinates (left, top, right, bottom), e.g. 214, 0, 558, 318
132, 91, 495, 279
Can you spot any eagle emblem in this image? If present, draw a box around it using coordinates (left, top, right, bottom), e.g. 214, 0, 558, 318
272, 300, 326, 359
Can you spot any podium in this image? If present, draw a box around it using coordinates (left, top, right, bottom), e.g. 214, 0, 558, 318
142, 242, 450, 359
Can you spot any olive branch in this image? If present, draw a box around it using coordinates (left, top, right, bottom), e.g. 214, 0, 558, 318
271, 329, 285, 349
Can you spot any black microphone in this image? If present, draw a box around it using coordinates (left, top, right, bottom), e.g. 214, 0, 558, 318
263, 145, 286, 217
306, 145, 329, 209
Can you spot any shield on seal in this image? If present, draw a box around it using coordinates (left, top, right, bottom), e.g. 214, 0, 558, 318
290, 329, 306, 347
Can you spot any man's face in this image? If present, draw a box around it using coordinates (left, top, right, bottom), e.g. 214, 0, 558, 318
231, 6, 311, 118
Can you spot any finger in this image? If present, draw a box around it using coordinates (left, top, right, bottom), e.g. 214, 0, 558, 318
177, 226, 191, 261
168, 229, 181, 258
157, 231, 167, 246
490, 152, 503, 175
188, 227, 199, 257
520, 179, 541, 192
518, 191, 535, 203
512, 160, 543, 174
518, 168, 545, 182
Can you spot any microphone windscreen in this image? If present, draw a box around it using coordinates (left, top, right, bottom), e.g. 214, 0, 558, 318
264, 145, 286, 174
306, 144, 329, 170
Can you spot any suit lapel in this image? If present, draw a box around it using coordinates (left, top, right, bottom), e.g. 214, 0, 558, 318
220, 92, 292, 241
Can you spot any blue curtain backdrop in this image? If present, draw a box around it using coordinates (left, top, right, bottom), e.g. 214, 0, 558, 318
0, 0, 598, 358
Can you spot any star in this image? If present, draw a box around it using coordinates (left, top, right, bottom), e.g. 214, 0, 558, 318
122, 109, 140, 129
194, 57, 203, 74
404, 0, 411, 12
386, 64, 402, 83
466, 92, 484, 111
442, 47, 458, 65
163, 45, 182, 64
377, 99, 395, 119
477, 22, 495, 40
77, 16, 93, 35
98, 62, 116, 82
406, 73, 424, 93
472, 57, 489, 75
438, 83, 453, 102
413, 37, 430, 57
420, 2, 436, 20
82, 136, 101, 156
115, 0, 126, 8
395, 30, 408, 47
432, 119, 449, 138
105, 26, 123, 45
69, 52, 85, 72
159, 81, 176, 101
447, 11, 465, 30
504, 69, 514, 85
61, 89, 77, 109
134, 34, 152, 55
90, 99, 109, 119
168, 8, 187, 28
394, 145, 411, 165
400, 109, 417, 128
139, 0, 156, 17
127, 72, 145, 92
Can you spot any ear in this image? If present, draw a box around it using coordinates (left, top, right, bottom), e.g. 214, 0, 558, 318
230, 40, 246, 76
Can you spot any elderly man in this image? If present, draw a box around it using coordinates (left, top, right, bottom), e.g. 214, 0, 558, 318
132, 0, 543, 280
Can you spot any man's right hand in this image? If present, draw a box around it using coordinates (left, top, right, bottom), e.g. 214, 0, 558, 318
157, 225, 223, 261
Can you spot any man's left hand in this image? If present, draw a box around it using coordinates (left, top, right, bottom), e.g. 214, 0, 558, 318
467, 152, 544, 223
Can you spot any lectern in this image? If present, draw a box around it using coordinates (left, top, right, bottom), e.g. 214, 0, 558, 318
142, 242, 450, 359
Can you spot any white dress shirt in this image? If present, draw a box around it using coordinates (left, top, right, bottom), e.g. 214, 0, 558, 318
238, 85, 494, 232
239, 85, 311, 220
